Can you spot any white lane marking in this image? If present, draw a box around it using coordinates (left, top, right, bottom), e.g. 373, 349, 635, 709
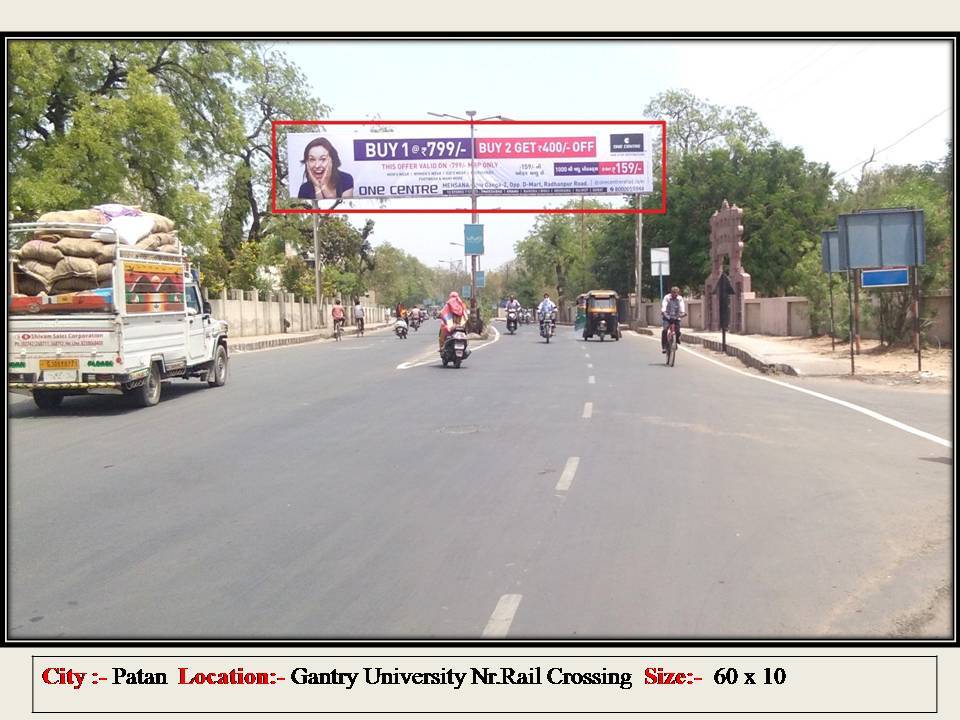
482, 594, 523, 638
585, 353, 591, 358
396, 325, 502, 370
582, 402, 593, 419
555, 456, 580, 492
587, 363, 593, 368
629, 333, 952, 449
588, 375, 595, 384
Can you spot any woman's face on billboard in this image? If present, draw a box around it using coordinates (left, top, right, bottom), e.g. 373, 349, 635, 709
306, 145, 332, 184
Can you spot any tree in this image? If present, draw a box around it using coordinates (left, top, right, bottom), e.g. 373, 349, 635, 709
830, 153, 953, 344
644, 88, 770, 159
514, 199, 607, 304
8, 40, 329, 288
367, 243, 437, 307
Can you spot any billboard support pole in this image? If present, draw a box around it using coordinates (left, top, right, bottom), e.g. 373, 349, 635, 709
467, 111, 482, 334
312, 201, 321, 329
847, 269, 855, 375
854, 269, 861, 355
828, 272, 836, 352
635, 194, 643, 321
913, 265, 922, 372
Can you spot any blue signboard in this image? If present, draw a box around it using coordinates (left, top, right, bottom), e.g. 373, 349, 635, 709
461, 285, 471, 299
821, 229, 841, 273
475, 271, 485, 289
861, 267, 909, 288
837, 209, 925, 270
464, 224, 484, 255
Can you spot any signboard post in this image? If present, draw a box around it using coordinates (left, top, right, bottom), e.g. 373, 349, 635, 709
649, 247, 670, 302
821, 229, 840, 351
826, 210, 927, 374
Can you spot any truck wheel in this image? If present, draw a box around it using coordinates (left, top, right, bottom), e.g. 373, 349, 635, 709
207, 344, 228, 387
32, 390, 64, 410
131, 364, 161, 407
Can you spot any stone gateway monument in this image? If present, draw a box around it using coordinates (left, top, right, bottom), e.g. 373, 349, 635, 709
704, 200, 753, 332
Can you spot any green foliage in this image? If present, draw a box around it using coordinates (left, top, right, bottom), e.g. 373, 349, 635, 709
513, 199, 607, 304
7, 39, 337, 298
367, 243, 436, 307
832, 155, 953, 344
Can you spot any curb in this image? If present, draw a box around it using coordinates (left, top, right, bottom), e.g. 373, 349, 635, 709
231, 323, 390, 352
682, 333, 799, 376
629, 327, 799, 376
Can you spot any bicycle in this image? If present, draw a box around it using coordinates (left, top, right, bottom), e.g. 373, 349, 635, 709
355, 317, 365, 337
333, 318, 344, 342
663, 314, 685, 367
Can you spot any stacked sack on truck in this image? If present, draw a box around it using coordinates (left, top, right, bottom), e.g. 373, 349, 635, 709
15, 205, 180, 297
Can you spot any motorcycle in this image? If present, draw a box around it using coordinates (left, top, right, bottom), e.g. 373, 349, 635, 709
410, 315, 421, 331
539, 310, 557, 343
440, 324, 470, 368
394, 318, 408, 339
506, 308, 519, 334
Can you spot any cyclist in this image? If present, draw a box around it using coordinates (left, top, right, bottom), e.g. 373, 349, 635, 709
331, 298, 345, 338
354, 299, 365, 335
660, 286, 687, 353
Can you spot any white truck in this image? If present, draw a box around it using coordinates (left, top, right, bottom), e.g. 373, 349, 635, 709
8, 222, 229, 409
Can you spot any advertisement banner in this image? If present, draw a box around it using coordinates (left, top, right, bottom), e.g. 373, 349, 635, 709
286, 124, 653, 200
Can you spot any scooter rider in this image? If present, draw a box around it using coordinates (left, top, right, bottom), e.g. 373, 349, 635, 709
506, 295, 521, 312
438, 291, 469, 350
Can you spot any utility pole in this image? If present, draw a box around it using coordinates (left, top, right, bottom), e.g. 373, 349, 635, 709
428, 110, 511, 334
312, 201, 321, 328
635, 194, 643, 322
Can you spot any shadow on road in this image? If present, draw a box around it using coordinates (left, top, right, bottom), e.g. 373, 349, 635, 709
919, 456, 952, 465
8, 382, 210, 418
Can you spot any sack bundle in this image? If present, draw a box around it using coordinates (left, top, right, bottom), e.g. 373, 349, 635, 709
17, 206, 179, 296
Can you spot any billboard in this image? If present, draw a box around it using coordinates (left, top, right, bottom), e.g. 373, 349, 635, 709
285, 123, 653, 201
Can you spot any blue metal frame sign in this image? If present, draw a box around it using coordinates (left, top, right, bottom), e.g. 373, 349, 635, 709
861, 267, 909, 288
837, 209, 925, 270
475, 271, 485, 289
821, 229, 841, 273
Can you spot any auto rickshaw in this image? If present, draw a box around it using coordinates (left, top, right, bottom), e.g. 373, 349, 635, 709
582, 290, 620, 341
574, 293, 587, 332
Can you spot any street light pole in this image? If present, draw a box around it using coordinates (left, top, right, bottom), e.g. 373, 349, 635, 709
467, 111, 479, 330
428, 110, 511, 334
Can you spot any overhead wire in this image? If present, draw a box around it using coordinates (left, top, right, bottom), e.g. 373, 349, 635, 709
834, 107, 951, 178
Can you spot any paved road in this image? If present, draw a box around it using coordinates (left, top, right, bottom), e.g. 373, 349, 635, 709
7, 322, 952, 639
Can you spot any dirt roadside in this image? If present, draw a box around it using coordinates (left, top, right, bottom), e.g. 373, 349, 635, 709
777, 336, 952, 386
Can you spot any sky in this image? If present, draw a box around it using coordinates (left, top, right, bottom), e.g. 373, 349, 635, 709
275, 39, 953, 270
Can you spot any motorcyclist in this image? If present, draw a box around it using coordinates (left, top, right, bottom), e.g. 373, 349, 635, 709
506, 295, 521, 312
438, 291, 469, 350
537, 293, 557, 329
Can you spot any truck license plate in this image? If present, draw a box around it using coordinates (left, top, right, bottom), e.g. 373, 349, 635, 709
43, 369, 78, 382
40, 358, 79, 370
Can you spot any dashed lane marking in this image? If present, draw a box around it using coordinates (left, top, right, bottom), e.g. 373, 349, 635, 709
482, 594, 523, 638
397, 325, 501, 370
555, 456, 580, 492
